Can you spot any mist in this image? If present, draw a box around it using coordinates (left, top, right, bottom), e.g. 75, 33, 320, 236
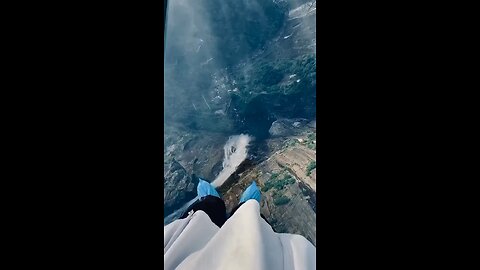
164, 0, 316, 138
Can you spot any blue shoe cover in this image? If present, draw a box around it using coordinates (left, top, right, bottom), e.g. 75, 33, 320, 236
197, 179, 220, 199
239, 181, 261, 204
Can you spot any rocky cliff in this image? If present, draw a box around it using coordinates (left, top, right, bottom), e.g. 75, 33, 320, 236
164, 118, 316, 245
164, 159, 198, 217
219, 120, 316, 246
164, 0, 317, 245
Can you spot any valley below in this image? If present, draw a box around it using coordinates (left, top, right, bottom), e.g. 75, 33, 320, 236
164, 0, 317, 246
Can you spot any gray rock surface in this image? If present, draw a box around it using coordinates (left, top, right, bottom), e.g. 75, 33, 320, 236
269, 118, 309, 137
164, 159, 199, 217
220, 125, 316, 246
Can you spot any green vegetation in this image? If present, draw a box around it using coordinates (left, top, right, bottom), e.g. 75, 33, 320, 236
228, 55, 316, 135
233, 55, 316, 99
306, 161, 316, 176
307, 142, 316, 150
270, 172, 279, 180
262, 173, 296, 192
284, 139, 297, 148
273, 194, 291, 206
270, 189, 290, 206
301, 132, 316, 150
285, 133, 316, 150
262, 182, 272, 192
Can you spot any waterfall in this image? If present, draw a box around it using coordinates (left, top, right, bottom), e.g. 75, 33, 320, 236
211, 134, 252, 187
164, 134, 252, 225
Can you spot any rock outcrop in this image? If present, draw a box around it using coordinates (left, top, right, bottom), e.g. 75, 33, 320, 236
164, 159, 199, 217
221, 126, 317, 246
269, 118, 310, 137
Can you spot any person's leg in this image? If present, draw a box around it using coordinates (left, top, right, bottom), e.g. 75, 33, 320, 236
180, 179, 227, 227
229, 181, 260, 217
228, 181, 275, 228
239, 181, 261, 204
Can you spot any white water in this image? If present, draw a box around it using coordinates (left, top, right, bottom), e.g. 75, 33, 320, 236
164, 134, 252, 225
211, 134, 252, 187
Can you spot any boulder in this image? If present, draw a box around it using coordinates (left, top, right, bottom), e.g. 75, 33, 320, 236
163, 159, 199, 217
268, 118, 309, 137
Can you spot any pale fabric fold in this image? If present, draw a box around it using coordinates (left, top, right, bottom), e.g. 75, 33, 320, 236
164, 200, 316, 270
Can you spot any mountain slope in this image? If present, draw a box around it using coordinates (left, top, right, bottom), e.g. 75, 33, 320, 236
164, 0, 317, 245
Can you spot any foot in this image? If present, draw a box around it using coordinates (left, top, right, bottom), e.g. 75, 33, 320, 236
239, 181, 261, 204
197, 179, 220, 199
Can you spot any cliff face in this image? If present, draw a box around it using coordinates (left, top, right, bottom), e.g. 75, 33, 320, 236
164, 0, 316, 244
164, 119, 316, 246
219, 120, 317, 246
164, 160, 198, 217
164, 127, 230, 218
164, 1, 316, 138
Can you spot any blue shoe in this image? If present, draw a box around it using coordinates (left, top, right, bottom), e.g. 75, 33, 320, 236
239, 181, 261, 204
197, 179, 220, 199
